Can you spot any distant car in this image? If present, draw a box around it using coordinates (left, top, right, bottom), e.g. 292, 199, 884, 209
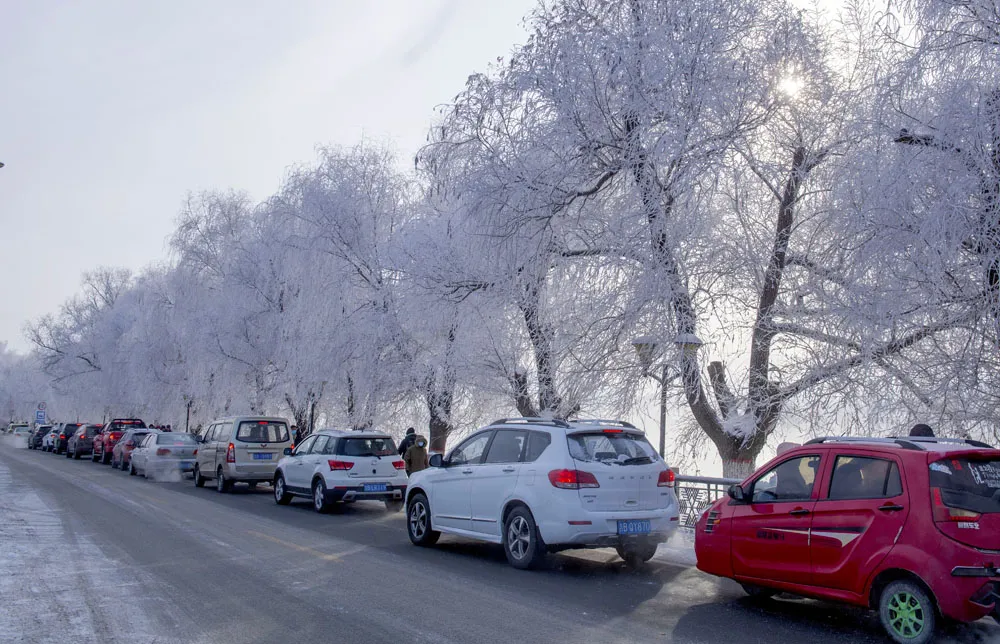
42, 427, 60, 451
404, 418, 680, 569
273, 430, 407, 513
111, 428, 156, 470
695, 436, 1000, 644
193, 416, 292, 492
93, 418, 146, 464
11, 426, 33, 442
53, 423, 83, 455
28, 425, 52, 449
67, 424, 103, 459
129, 432, 199, 478
6, 422, 29, 435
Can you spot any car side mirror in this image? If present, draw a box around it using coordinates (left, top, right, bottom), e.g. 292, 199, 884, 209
428, 453, 444, 468
283, 447, 292, 456
728, 484, 748, 503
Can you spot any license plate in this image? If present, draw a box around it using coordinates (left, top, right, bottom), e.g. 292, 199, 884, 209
617, 519, 651, 535
252, 453, 272, 460
363, 483, 387, 493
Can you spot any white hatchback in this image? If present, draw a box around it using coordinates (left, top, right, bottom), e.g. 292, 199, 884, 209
405, 418, 679, 569
273, 430, 408, 512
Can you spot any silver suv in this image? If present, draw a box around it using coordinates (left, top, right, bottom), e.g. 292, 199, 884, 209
193, 417, 292, 493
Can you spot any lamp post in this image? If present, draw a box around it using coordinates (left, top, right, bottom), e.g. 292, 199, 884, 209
183, 395, 193, 433
632, 333, 703, 458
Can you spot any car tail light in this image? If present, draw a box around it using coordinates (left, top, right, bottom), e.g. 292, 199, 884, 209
59, 434, 65, 439
548, 469, 600, 489
156, 448, 171, 456
78, 431, 86, 438
328, 460, 354, 471
226, 443, 235, 463
392, 460, 406, 470
658, 469, 676, 488
193, 449, 198, 456
932, 488, 981, 522
602, 428, 624, 434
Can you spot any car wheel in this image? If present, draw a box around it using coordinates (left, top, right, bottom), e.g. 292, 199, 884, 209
91, 450, 99, 462
879, 580, 937, 644
73, 449, 82, 460
384, 499, 404, 513
406, 493, 440, 546
616, 542, 658, 568
503, 506, 546, 570
312, 479, 332, 513
740, 583, 779, 600
273, 474, 292, 505
65, 449, 72, 458
129, 462, 137, 476
102, 451, 111, 464
216, 468, 232, 493
193, 465, 205, 487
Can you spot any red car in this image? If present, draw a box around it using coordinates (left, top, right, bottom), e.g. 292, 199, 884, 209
696, 436, 999, 644
93, 418, 146, 464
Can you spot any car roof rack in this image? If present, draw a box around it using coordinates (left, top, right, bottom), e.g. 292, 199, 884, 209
889, 436, 995, 449
489, 417, 571, 429
804, 436, 995, 451
570, 419, 638, 429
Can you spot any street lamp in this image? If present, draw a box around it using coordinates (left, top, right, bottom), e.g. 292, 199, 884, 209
183, 395, 194, 433
631, 332, 703, 458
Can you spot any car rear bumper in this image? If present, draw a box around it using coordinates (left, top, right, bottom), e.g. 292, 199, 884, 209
224, 463, 278, 482
326, 483, 407, 503
537, 506, 679, 546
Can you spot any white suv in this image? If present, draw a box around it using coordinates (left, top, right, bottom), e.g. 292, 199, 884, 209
405, 418, 680, 569
273, 430, 408, 512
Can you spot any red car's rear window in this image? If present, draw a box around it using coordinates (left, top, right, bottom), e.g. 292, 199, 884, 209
929, 457, 1000, 514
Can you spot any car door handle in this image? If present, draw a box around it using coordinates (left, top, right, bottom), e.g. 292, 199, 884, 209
789, 509, 811, 516
462, 469, 474, 475
879, 504, 905, 512
501, 466, 516, 473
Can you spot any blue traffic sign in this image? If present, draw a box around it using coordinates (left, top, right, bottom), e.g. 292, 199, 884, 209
35, 410, 46, 424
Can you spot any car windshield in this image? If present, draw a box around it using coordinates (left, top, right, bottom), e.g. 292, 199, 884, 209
130, 432, 149, 442
340, 437, 396, 457
157, 434, 197, 445
567, 432, 658, 465
110, 420, 145, 431
929, 457, 1000, 514
236, 421, 289, 443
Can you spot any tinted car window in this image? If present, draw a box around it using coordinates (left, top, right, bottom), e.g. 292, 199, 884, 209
339, 437, 396, 457
236, 421, 289, 443
293, 435, 317, 456
930, 457, 1000, 514
484, 431, 526, 464
157, 433, 197, 445
524, 431, 551, 462
568, 432, 657, 465
752, 455, 821, 502
448, 432, 491, 466
828, 456, 903, 500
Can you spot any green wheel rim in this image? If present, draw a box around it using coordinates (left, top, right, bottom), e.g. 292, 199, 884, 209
887, 591, 925, 639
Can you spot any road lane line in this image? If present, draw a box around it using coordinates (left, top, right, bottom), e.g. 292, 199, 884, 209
247, 530, 344, 562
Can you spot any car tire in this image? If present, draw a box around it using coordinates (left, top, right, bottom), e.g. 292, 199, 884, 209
616, 542, 658, 568
384, 500, 404, 513
65, 449, 72, 458
102, 452, 111, 465
216, 468, 232, 493
129, 462, 137, 476
740, 584, 779, 600
73, 449, 82, 460
503, 506, 546, 570
312, 479, 332, 513
91, 450, 99, 462
193, 465, 205, 488
273, 474, 293, 505
406, 493, 440, 546
879, 579, 937, 644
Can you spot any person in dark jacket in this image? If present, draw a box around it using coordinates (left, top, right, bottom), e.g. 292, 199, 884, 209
404, 435, 429, 475
397, 427, 416, 456
292, 425, 301, 446
909, 423, 934, 438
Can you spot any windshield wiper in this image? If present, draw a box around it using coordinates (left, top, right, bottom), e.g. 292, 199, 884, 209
622, 456, 653, 465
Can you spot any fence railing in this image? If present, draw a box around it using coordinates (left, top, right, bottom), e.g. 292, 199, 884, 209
675, 475, 741, 529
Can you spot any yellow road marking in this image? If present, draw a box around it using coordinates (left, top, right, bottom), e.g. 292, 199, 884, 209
247, 530, 342, 562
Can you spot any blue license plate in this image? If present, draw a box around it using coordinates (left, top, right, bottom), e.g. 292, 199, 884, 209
363, 483, 387, 493
252, 453, 272, 460
617, 519, 651, 535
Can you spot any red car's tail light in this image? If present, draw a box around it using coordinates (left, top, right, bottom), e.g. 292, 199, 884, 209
658, 469, 676, 488
548, 469, 600, 489
932, 487, 982, 522
328, 460, 354, 471
59, 434, 65, 439
226, 443, 235, 463
392, 460, 406, 470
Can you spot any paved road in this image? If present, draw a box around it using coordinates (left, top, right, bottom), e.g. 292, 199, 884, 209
0, 442, 996, 644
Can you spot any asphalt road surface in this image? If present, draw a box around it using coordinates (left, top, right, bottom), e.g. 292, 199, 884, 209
1, 441, 997, 644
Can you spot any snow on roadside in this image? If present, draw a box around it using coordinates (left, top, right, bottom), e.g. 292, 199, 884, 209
0, 459, 180, 643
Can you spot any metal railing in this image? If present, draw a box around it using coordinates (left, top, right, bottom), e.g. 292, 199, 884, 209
675, 475, 741, 529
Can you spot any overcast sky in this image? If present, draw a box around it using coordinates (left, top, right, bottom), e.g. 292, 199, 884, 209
0, 0, 537, 352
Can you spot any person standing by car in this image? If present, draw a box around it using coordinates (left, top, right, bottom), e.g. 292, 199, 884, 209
291, 425, 301, 446
403, 434, 428, 475
397, 427, 416, 456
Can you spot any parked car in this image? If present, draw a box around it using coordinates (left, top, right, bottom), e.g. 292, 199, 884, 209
42, 427, 60, 451
129, 432, 199, 478
67, 424, 103, 459
93, 419, 146, 464
10, 425, 33, 443
28, 425, 52, 449
695, 435, 1000, 644
193, 417, 291, 492
273, 430, 407, 513
404, 418, 680, 570
53, 423, 83, 455
111, 428, 156, 470
6, 422, 29, 434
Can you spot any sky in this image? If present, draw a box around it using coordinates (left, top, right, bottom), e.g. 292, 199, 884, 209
0, 0, 538, 352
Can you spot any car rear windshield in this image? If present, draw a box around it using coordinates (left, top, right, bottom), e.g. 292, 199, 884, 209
236, 421, 289, 443
339, 437, 397, 457
929, 457, 1000, 514
110, 420, 146, 431
157, 433, 197, 445
568, 431, 658, 465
